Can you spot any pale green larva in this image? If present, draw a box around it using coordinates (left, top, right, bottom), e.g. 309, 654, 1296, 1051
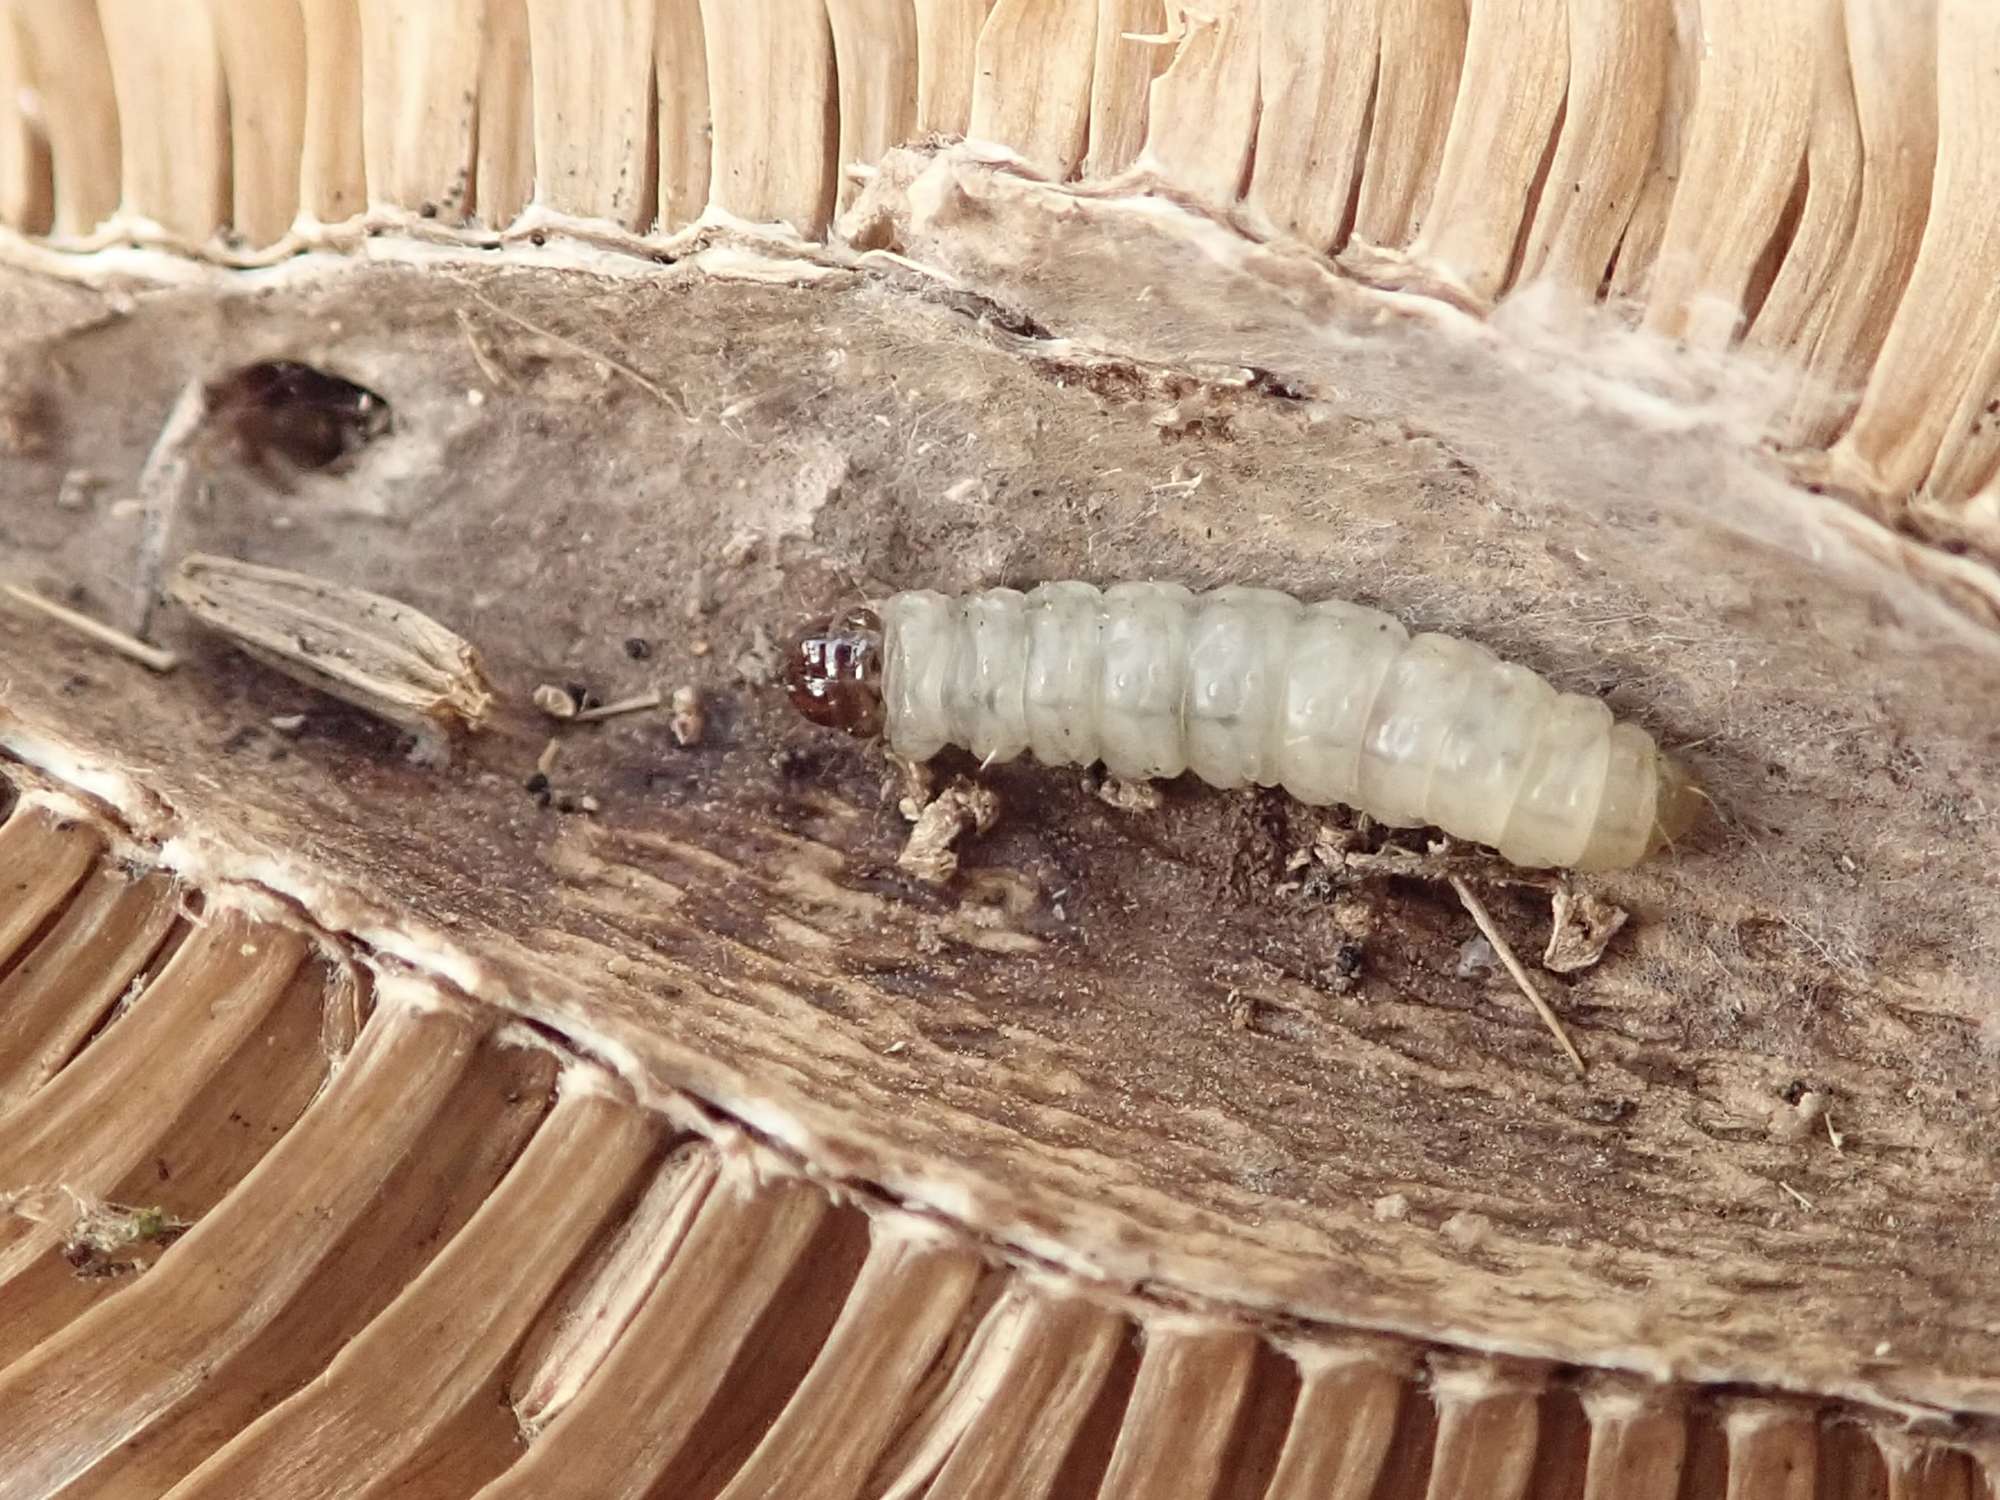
787, 582, 1702, 872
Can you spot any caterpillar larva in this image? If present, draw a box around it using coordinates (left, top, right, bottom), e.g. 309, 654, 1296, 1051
787, 583, 1703, 872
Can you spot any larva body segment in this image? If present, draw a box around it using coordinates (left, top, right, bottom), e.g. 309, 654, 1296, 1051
875, 583, 1698, 872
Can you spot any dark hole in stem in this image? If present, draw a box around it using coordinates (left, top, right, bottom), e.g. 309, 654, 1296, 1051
204, 360, 393, 479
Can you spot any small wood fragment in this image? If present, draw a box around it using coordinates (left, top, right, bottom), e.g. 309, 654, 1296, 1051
668, 686, 705, 746
534, 684, 580, 720
1769, 1089, 1826, 1143
2, 585, 181, 673
130, 380, 208, 638
898, 780, 1000, 884
1450, 875, 1586, 1074
888, 752, 935, 821
1543, 887, 1629, 973
574, 689, 664, 723
1094, 775, 1162, 813
55, 471, 101, 511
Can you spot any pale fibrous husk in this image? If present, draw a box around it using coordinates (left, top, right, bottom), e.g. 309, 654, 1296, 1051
168, 552, 495, 751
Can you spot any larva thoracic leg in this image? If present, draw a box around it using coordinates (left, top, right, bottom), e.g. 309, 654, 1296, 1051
787, 583, 1702, 872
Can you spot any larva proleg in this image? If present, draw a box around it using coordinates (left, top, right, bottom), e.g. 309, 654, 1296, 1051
787, 583, 1702, 872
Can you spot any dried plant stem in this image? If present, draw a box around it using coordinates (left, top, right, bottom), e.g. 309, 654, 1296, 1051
1449, 875, 1586, 1075
459, 285, 687, 416
2, 585, 180, 673
573, 690, 664, 722
130, 378, 207, 640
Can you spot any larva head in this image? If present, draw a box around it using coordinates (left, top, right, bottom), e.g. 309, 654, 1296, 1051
1647, 752, 1707, 855
786, 607, 885, 737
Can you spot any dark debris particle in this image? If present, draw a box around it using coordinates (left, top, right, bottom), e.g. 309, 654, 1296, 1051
624, 636, 652, 660
1575, 1096, 1639, 1126
566, 682, 602, 712
1245, 367, 1309, 401
71, 1256, 139, 1281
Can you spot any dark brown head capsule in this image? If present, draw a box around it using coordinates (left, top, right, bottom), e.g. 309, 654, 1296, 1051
785, 608, 885, 736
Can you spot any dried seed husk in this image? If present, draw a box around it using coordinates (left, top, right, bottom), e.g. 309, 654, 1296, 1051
168, 553, 495, 747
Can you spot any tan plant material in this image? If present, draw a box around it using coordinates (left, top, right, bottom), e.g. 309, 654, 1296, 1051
522, 0, 656, 230
130, 379, 209, 638
474, 0, 533, 229
6, 0, 2000, 1453
3, 1185, 189, 1279
1450, 875, 1587, 1075
54, 469, 101, 511
1, 585, 180, 674
667, 685, 705, 747
888, 752, 937, 822
0, 802, 1986, 1489
167, 553, 494, 760
1094, 774, 1162, 813
533, 684, 580, 721
1428, 1359, 1542, 1496
94, 0, 228, 241
7, 2, 2000, 553
898, 779, 1001, 885
59, 1197, 191, 1278
8, 225, 2000, 1435
574, 689, 664, 723
1542, 887, 1631, 974
654, 0, 711, 232
1769, 1088, 1833, 1146
827, 0, 918, 216
702, 0, 838, 235
1085, 0, 1171, 178
970, 0, 1096, 178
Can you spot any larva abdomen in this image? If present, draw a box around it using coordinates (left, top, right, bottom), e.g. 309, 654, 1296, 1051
880, 583, 1699, 872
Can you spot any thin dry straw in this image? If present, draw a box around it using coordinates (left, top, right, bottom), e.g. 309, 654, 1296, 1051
2, 585, 180, 674
1450, 875, 1587, 1075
